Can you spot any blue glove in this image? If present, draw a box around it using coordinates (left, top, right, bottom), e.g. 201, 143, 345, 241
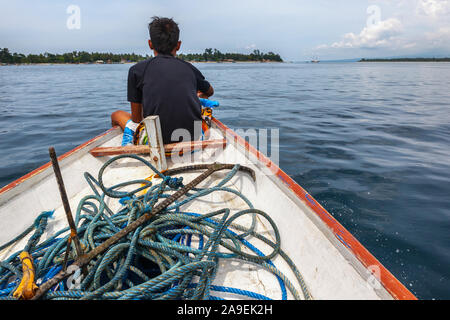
121, 120, 139, 146
199, 98, 220, 109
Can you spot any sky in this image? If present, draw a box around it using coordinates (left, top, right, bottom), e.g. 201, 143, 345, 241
0, 0, 449, 61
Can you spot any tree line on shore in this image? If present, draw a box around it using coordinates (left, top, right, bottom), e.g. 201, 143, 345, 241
0, 48, 283, 64
0, 48, 149, 64
178, 48, 283, 62
360, 57, 450, 62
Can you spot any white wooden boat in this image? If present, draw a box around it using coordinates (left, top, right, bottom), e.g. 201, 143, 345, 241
0, 118, 416, 300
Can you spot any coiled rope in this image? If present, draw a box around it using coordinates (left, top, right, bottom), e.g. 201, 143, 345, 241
0, 154, 312, 300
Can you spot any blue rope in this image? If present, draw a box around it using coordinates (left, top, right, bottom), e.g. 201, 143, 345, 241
0, 154, 310, 300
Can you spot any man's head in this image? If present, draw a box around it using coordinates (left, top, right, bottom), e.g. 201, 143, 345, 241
148, 16, 181, 56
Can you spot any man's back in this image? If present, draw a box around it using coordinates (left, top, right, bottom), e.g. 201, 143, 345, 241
127, 54, 210, 144
111, 16, 214, 146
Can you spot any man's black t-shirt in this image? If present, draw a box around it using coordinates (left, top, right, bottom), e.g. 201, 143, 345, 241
127, 54, 211, 144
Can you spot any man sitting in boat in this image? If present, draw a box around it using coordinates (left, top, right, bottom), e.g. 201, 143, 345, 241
111, 16, 214, 146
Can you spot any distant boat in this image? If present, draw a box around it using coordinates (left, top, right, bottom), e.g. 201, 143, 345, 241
310, 56, 320, 63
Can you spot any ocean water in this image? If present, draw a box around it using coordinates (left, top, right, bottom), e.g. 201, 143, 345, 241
0, 62, 449, 299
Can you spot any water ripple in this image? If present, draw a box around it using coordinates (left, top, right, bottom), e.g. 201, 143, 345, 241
0, 62, 449, 299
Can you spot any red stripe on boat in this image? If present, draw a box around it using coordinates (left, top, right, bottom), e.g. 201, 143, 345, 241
212, 117, 417, 300
0, 127, 118, 196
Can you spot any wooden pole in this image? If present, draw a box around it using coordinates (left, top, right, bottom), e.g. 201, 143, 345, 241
143, 115, 167, 172
48, 147, 85, 270
89, 139, 227, 157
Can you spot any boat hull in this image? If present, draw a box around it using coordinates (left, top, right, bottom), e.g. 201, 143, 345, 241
0, 119, 416, 300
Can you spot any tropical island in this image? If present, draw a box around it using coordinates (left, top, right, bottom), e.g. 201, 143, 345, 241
178, 48, 283, 63
0, 48, 283, 65
359, 57, 450, 62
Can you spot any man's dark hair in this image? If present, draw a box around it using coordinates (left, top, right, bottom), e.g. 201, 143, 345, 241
148, 16, 180, 55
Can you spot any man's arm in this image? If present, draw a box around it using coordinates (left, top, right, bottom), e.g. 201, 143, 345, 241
131, 102, 143, 123
128, 64, 144, 123
190, 62, 214, 99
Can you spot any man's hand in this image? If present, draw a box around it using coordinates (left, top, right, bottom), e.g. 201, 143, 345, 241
197, 85, 214, 99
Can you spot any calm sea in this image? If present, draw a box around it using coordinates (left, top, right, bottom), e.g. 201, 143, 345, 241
0, 62, 449, 299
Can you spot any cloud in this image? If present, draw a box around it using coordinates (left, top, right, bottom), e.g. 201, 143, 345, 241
313, 1, 450, 57
413, 0, 450, 51
424, 26, 450, 48
319, 18, 403, 50
416, 0, 450, 17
